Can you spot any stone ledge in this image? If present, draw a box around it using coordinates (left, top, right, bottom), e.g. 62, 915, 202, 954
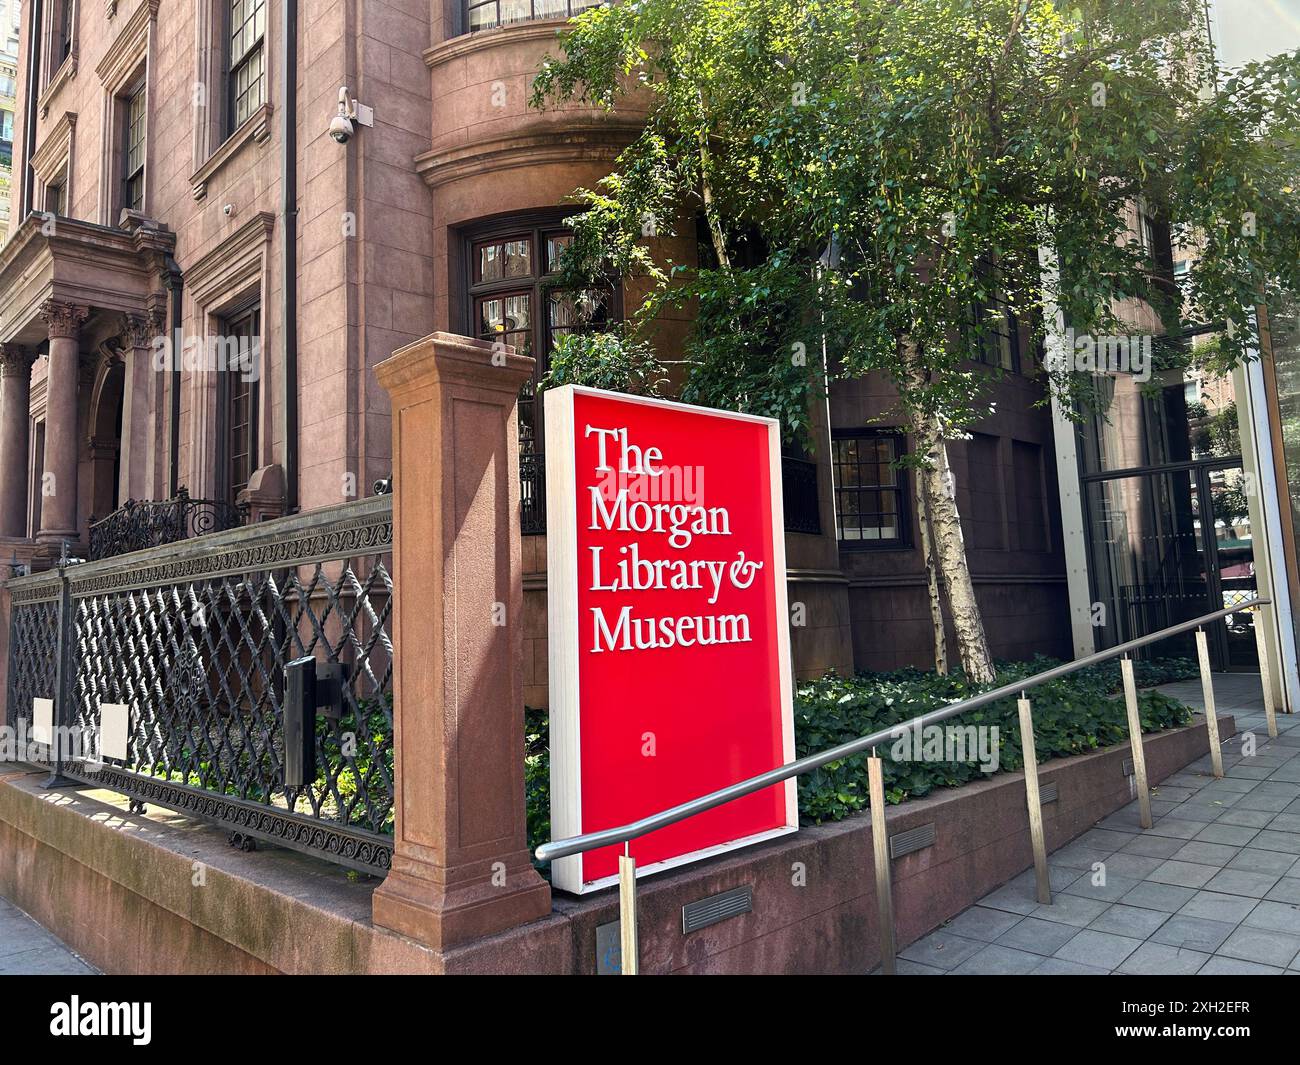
0, 710, 1232, 974
0, 768, 570, 974
559, 710, 1237, 972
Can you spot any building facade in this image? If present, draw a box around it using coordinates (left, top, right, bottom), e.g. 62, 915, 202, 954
416, 9, 1072, 702
0, 0, 19, 237
2, 2, 1291, 707
1, 0, 436, 567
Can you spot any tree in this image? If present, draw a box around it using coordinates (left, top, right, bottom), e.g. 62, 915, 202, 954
532, 0, 1300, 682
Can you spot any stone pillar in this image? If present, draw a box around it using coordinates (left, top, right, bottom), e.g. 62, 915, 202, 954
0, 345, 37, 537
371, 331, 550, 951
119, 312, 160, 503
37, 301, 89, 546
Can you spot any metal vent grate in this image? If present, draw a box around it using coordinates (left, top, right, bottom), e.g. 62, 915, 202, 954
1041, 781, 1059, 804
889, 822, 936, 859
682, 886, 753, 933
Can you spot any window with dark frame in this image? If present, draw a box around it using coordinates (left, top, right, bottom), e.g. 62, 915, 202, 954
45, 176, 66, 216
465, 0, 602, 33
227, 0, 266, 135
466, 222, 615, 458
221, 304, 260, 505
969, 297, 1019, 372
122, 80, 147, 214
832, 430, 908, 546
58, 0, 73, 65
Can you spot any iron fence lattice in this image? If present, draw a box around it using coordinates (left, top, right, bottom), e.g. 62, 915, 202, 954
5, 592, 59, 732
4, 497, 395, 873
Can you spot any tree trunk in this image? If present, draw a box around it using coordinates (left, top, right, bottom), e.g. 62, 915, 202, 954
904, 339, 996, 683
696, 91, 730, 270
914, 460, 948, 674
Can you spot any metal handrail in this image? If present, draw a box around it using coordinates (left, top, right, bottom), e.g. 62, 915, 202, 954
536, 596, 1270, 863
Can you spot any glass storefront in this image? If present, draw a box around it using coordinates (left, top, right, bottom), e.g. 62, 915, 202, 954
1266, 300, 1300, 668
1078, 366, 1257, 670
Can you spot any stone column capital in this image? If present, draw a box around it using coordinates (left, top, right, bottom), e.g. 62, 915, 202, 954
0, 344, 38, 377
120, 309, 165, 350
39, 301, 90, 340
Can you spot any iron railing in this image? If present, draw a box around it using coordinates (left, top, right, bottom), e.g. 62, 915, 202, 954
88, 487, 247, 561
538, 597, 1280, 973
781, 455, 821, 534
521, 451, 546, 535
6, 495, 395, 873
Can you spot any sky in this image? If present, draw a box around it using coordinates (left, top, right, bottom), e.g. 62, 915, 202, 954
1209, 0, 1300, 65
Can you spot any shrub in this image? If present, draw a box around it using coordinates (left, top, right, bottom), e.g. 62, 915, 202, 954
539, 328, 667, 396
525, 706, 550, 861
523, 658, 1197, 861
793, 659, 1193, 824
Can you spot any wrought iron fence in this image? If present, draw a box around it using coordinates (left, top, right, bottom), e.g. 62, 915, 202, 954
5, 495, 395, 873
781, 455, 822, 535
521, 451, 546, 535
88, 486, 247, 561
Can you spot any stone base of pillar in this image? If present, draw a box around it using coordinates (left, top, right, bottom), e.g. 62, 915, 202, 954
30, 534, 82, 569
372, 852, 551, 951
238, 464, 285, 523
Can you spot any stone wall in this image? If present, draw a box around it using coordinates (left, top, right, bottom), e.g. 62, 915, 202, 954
0, 714, 1230, 974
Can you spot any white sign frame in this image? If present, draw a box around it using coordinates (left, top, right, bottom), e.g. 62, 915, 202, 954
545, 384, 798, 894
31, 697, 54, 747
99, 702, 131, 762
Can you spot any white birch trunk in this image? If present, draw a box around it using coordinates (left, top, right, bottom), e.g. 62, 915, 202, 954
914, 461, 949, 674
904, 339, 996, 683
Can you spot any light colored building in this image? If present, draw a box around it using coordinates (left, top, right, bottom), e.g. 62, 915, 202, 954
0, 0, 20, 237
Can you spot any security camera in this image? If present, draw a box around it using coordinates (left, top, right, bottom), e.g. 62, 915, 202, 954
330, 86, 373, 144
222, 203, 235, 217
329, 113, 353, 144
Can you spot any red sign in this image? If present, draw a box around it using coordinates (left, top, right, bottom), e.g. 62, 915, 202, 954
545, 385, 796, 893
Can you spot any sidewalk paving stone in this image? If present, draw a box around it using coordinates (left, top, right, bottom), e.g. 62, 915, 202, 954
1216, 927, 1300, 968
994, 917, 1080, 956
0, 897, 95, 975
1118, 942, 1210, 975
891, 674, 1300, 976
1053, 929, 1143, 969
1149, 915, 1237, 953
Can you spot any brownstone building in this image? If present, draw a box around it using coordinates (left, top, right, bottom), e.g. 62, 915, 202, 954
11, 1, 1252, 706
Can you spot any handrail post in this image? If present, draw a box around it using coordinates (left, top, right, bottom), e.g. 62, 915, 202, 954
1195, 628, 1225, 778
1017, 695, 1051, 905
1120, 656, 1153, 829
619, 846, 639, 976
1253, 607, 1278, 738
867, 751, 896, 974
